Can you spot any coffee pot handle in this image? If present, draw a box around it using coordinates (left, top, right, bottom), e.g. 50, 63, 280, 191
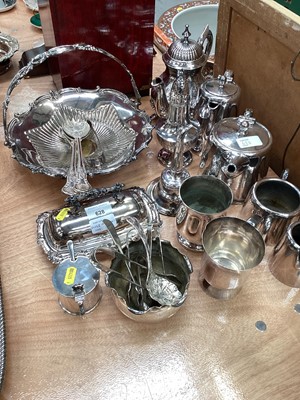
199, 25, 213, 62
280, 168, 289, 180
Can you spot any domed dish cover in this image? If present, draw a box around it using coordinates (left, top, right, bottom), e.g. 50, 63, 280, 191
163, 24, 212, 71
3, 44, 153, 178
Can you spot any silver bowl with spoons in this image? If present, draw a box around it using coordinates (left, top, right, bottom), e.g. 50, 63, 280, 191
98, 217, 193, 322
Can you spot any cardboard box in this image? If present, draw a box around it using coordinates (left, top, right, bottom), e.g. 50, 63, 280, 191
214, 0, 300, 186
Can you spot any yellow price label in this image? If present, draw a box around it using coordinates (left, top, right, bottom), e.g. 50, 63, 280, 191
64, 266, 77, 285
55, 207, 71, 221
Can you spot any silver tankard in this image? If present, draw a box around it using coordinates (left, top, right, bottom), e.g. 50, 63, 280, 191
176, 175, 233, 251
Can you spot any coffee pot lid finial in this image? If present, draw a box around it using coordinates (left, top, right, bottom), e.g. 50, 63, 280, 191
162, 24, 211, 71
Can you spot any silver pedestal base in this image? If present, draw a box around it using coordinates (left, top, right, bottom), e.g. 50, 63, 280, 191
147, 167, 189, 216
147, 177, 180, 216
177, 232, 204, 252
198, 275, 241, 300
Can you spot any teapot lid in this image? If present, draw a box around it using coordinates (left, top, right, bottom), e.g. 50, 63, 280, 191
162, 25, 208, 71
201, 70, 240, 103
211, 109, 273, 156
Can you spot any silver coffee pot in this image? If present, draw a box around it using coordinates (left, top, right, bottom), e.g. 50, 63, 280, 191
204, 109, 273, 203
150, 24, 213, 120
196, 70, 241, 166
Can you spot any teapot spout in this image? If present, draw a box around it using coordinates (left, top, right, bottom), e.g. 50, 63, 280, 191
150, 77, 169, 119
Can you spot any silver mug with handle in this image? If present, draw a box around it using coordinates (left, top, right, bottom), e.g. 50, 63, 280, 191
176, 175, 233, 251
240, 176, 300, 247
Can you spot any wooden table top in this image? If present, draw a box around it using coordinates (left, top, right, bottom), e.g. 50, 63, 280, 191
0, 3, 300, 400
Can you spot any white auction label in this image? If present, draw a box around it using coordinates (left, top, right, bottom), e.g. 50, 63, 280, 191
236, 135, 263, 149
85, 202, 117, 234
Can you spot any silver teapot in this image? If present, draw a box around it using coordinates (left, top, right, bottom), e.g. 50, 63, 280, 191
204, 109, 273, 203
150, 24, 213, 120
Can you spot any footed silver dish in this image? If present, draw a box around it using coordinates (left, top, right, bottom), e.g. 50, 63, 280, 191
3, 44, 153, 178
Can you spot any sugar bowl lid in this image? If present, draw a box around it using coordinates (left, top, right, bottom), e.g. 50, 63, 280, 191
52, 255, 100, 298
162, 25, 210, 71
201, 70, 241, 103
211, 109, 273, 156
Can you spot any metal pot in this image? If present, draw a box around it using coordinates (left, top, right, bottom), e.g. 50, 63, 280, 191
105, 238, 192, 322
204, 109, 272, 202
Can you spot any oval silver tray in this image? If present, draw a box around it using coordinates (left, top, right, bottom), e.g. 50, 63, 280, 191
36, 185, 161, 264
5, 87, 153, 177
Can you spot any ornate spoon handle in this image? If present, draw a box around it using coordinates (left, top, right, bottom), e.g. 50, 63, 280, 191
61, 120, 92, 195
